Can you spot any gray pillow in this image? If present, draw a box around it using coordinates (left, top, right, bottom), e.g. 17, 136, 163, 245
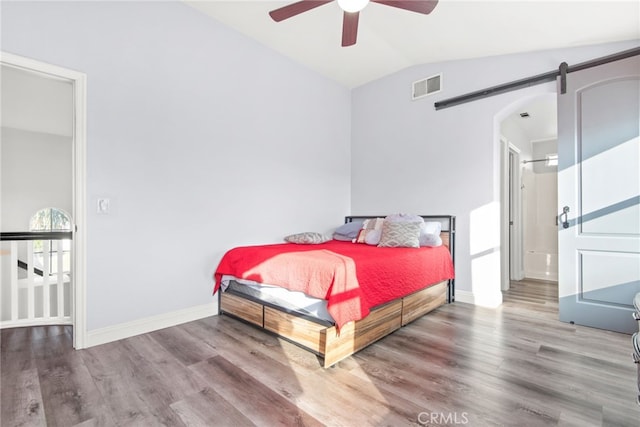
377, 221, 421, 248
285, 232, 332, 244
332, 221, 364, 239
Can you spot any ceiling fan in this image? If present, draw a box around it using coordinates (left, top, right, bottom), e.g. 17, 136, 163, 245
269, 0, 439, 47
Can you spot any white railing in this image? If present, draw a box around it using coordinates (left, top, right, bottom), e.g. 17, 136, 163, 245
0, 231, 72, 328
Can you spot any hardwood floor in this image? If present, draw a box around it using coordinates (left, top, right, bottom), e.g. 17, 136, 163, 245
2, 279, 639, 426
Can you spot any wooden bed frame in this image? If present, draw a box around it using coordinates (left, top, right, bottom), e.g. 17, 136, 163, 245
219, 215, 455, 368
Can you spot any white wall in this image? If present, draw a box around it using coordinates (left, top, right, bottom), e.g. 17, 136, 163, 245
1, 128, 73, 231
501, 116, 533, 160
1, 64, 74, 137
523, 139, 559, 281
351, 40, 639, 306
1, 62, 75, 232
1, 1, 351, 333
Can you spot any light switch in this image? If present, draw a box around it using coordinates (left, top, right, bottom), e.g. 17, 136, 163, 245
97, 198, 110, 214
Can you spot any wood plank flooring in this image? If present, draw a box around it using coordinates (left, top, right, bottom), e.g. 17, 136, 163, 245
2, 279, 639, 426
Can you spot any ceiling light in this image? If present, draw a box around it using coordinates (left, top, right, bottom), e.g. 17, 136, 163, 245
337, 0, 369, 13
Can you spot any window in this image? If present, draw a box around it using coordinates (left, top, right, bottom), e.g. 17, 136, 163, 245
29, 208, 72, 275
30, 207, 72, 232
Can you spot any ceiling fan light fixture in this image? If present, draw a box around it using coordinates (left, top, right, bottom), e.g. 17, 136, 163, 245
337, 0, 369, 13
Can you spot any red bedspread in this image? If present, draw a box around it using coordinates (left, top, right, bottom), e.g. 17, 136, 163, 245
214, 240, 454, 329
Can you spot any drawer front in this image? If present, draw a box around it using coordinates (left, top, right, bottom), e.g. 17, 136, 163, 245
221, 292, 264, 327
264, 307, 327, 354
401, 281, 447, 326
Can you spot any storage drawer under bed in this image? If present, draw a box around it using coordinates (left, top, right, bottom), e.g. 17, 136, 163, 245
220, 292, 264, 327
218, 280, 449, 367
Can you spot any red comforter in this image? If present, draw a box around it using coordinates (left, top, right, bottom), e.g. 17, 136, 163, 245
214, 240, 454, 329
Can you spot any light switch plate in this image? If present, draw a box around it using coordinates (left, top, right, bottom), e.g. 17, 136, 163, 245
97, 198, 110, 214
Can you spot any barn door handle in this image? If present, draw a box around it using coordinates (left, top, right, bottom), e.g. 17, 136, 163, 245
558, 206, 570, 229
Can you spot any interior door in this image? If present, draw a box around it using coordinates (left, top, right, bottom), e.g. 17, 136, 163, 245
557, 54, 640, 334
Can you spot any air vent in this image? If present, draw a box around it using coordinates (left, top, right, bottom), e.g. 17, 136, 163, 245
412, 73, 442, 100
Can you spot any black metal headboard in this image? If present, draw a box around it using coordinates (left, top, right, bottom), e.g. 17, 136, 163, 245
344, 215, 456, 303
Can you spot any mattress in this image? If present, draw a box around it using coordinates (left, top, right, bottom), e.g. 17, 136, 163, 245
221, 275, 334, 325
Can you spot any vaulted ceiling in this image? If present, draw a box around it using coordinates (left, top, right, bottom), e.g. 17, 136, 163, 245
185, 1, 640, 88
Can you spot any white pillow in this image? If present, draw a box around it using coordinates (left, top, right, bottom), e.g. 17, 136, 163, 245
355, 218, 384, 244
364, 228, 382, 245
419, 221, 443, 247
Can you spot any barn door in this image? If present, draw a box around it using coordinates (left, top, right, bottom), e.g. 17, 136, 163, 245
557, 54, 640, 334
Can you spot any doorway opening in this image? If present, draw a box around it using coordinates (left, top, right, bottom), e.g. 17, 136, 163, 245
0, 52, 87, 348
499, 94, 558, 297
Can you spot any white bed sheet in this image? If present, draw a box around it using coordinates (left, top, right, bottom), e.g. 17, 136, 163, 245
221, 274, 333, 323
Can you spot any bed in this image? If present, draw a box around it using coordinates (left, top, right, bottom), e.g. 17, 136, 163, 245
213, 215, 455, 367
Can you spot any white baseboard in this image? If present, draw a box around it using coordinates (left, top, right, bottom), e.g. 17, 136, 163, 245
454, 290, 476, 305
454, 289, 503, 308
86, 302, 218, 348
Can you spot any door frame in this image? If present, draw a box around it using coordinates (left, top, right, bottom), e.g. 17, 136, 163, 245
1, 52, 87, 348
508, 143, 524, 282
501, 137, 524, 291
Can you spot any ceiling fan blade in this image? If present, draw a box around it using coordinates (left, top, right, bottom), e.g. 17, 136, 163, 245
269, 0, 333, 22
342, 11, 359, 47
371, 0, 438, 15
